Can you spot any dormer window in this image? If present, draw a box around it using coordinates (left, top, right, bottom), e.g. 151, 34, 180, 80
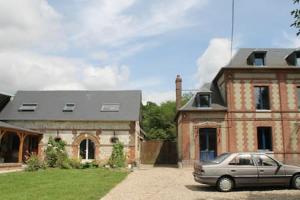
195, 93, 211, 108
101, 103, 120, 112
18, 103, 37, 112
247, 51, 266, 66
63, 103, 75, 112
296, 52, 300, 66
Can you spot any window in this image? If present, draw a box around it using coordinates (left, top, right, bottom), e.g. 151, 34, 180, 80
247, 52, 266, 66
196, 94, 211, 107
63, 103, 75, 112
253, 155, 277, 167
79, 139, 95, 160
298, 87, 300, 110
296, 52, 300, 66
229, 154, 254, 166
101, 103, 120, 112
18, 103, 38, 112
255, 86, 270, 110
257, 127, 272, 151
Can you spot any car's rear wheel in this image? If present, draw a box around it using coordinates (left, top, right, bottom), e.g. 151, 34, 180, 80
292, 175, 300, 189
217, 177, 234, 192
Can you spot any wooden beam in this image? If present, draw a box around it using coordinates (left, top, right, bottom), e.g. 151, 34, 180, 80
17, 132, 26, 163
0, 130, 5, 143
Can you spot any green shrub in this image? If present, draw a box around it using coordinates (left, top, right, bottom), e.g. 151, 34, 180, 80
108, 142, 125, 168
69, 158, 82, 169
80, 161, 99, 169
25, 154, 46, 172
45, 137, 70, 169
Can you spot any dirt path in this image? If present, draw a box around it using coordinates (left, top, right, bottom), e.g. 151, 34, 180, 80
101, 166, 300, 200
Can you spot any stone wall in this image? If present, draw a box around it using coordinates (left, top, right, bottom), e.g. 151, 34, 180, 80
6, 120, 139, 163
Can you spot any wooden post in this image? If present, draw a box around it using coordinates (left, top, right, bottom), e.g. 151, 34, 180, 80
0, 130, 4, 143
17, 132, 26, 163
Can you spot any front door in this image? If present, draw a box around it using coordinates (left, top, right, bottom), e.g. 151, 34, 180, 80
199, 128, 217, 161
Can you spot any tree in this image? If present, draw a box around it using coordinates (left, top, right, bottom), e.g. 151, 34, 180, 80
141, 101, 177, 141
291, 0, 300, 36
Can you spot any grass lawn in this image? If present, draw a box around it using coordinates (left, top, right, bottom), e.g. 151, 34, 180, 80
0, 168, 128, 200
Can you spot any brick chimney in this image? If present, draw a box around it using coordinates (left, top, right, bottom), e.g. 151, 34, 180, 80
175, 75, 182, 110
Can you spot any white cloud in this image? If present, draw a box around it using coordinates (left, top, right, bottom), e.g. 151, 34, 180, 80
195, 38, 233, 87
143, 91, 175, 104
0, 0, 64, 50
71, 0, 207, 47
0, 50, 130, 94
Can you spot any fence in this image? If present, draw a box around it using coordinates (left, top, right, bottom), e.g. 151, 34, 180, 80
140, 140, 177, 165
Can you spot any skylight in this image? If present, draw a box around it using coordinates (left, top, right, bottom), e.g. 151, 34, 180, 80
101, 103, 120, 112
63, 103, 75, 112
19, 103, 38, 112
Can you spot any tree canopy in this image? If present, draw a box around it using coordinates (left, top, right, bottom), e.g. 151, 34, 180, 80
291, 0, 300, 36
141, 93, 193, 141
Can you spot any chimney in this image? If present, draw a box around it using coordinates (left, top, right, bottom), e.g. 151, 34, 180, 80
175, 75, 182, 110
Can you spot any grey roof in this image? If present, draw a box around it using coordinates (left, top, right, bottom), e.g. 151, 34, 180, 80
179, 82, 226, 111
226, 48, 296, 68
0, 121, 42, 135
0, 90, 141, 121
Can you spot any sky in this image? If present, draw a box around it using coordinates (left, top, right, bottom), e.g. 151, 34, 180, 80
0, 0, 299, 104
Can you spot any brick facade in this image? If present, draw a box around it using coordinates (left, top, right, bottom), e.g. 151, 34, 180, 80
177, 68, 300, 167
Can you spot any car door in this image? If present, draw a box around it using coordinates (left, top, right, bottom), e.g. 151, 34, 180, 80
253, 154, 288, 185
228, 154, 259, 186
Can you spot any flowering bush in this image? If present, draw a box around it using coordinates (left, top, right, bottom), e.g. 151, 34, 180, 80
25, 154, 46, 172
45, 137, 69, 168
108, 142, 126, 168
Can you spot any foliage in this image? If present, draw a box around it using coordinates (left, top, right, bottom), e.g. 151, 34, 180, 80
0, 168, 128, 200
142, 92, 193, 141
80, 161, 99, 169
45, 137, 69, 168
291, 0, 300, 36
69, 158, 82, 169
108, 142, 126, 168
25, 154, 46, 172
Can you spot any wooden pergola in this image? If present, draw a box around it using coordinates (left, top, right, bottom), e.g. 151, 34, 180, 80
0, 121, 42, 163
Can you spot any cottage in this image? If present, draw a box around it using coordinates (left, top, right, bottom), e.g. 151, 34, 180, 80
0, 90, 142, 165
176, 48, 300, 167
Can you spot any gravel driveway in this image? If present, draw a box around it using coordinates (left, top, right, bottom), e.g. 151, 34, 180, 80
101, 165, 300, 200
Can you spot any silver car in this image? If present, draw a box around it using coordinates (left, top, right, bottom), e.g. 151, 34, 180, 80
193, 152, 300, 192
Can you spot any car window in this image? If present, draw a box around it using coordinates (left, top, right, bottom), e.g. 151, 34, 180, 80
253, 155, 277, 167
211, 153, 231, 164
229, 154, 254, 166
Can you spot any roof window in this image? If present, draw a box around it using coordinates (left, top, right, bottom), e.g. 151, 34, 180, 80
247, 51, 266, 66
101, 103, 120, 112
286, 51, 300, 66
195, 93, 211, 108
18, 103, 38, 112
63, 103, 75, 112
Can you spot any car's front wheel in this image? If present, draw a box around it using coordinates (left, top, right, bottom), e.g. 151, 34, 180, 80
217, 177, 234, 192
292, 174, 300, 189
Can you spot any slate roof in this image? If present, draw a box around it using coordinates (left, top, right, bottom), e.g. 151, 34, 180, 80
0, 121, 42, 135
0, 90, 141, 121
179, 82, 226, 111
226, 48, 297, 68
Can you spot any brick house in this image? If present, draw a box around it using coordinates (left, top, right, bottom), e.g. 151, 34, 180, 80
0, 90, 142, 165
176, 48, 300, 167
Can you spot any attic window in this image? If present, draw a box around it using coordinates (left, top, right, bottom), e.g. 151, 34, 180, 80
296, 52, 300, 66
63, 103, 75, 112
101, 103, 120, 112
195, 94, 211, 108
18, 103, 37, 112
248, 52, 266, 66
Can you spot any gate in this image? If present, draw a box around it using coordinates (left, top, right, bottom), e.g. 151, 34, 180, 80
140, 140, 178, 165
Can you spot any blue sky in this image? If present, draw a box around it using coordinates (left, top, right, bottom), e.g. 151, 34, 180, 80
0, 0, 298, 103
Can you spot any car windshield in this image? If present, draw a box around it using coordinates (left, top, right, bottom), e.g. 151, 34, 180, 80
211, 153, 231, 164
